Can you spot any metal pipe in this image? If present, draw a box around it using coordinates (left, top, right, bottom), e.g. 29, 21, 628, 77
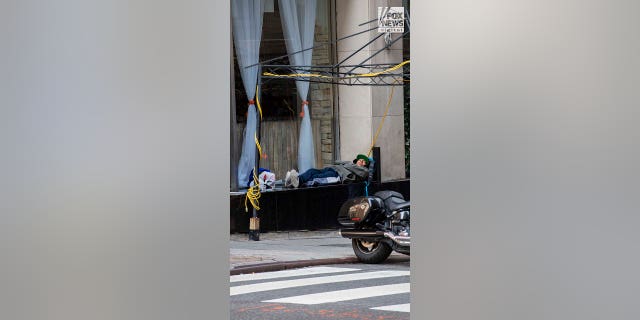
339, 229, 411, 246
384, 232, 411, 246
345, 30, 409, 74
245, 26, 378, 69
335, 32, 385, 68
339, 229, 385, 239
249, 65, 263, 241
358, 18, 378, 27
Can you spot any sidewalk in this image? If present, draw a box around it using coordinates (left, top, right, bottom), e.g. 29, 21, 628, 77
229, 230, 407, 274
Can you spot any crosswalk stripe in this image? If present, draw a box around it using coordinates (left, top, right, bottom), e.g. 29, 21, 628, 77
263, 283, 410, 305
371, 303, 410, 312
230, 270, 409, 296
230, 266, 361, 283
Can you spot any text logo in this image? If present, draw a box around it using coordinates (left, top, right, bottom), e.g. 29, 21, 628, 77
378, 7, 404, 33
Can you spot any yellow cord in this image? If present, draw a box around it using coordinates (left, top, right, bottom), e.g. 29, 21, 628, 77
255, 85, 263, 119
245, 85, 265, 212
264, 60, 410, 80
367, 79, 401, 157
263, 72, 332, 79
352, 60, 409, 78
245, 133, 265, 212
254, 133, 263, 158
244, 169, 261, 212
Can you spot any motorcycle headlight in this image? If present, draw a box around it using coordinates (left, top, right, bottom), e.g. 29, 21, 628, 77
348, 202, 370, 222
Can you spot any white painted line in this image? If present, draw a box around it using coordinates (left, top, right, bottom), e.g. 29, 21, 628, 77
371, 303, 411, 312
263, 283, 410, 305
230, 266, 361, 283
230, 270, 409, 296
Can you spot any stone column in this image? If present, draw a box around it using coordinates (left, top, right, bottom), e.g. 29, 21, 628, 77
310, 22, 335, 167
336, 0, 406, 180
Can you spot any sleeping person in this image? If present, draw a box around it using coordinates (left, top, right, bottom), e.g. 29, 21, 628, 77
284, 154, 371, 188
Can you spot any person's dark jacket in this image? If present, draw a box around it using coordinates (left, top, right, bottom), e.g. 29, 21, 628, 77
327, 161, 369, 183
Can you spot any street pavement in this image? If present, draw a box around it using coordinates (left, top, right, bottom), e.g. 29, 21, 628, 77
229, 230, 409, 274
230, 263, 410, 320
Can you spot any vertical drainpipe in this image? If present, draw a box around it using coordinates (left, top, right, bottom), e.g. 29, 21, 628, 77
330, 0, 340, 162
249, 65, 262, 241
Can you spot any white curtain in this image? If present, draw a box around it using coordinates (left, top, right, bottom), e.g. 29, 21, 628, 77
278, 0, 317, 173
233, 0, 265, 187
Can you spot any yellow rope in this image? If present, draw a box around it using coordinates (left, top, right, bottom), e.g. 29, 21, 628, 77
244, 132, 265, 212
245, 85, 265, 212
352, 60, 409, 78
244, 169, 261, 212
367, 79, 401, 157
264, 60, 410, 80
263, 72, 333, 79
254, 133, 263, 158
244, 134, 262, 212
255, 85, 263, 119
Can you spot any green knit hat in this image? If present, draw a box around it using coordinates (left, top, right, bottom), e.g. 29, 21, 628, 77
353, 154, 370, 166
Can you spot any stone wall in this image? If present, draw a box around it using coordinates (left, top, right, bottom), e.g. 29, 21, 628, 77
310, 24, 334, 166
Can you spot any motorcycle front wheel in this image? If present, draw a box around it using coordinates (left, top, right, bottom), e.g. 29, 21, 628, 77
352, 239, 392, 264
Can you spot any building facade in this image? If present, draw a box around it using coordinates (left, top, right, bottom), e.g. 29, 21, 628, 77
231, 0, 408, 190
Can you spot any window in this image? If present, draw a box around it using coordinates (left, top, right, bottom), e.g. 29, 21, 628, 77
234, 4, 298, 122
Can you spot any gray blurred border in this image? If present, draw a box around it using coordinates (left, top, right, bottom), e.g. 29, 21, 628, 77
4, 1, 640, 319
414, 1, 640, 319
1, 1, 229, 319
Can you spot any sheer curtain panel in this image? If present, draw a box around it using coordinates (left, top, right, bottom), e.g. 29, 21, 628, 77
232, 0, 265, 187
278, 0, 317, 173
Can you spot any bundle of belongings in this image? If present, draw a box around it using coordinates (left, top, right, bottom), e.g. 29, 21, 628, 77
247, 168, 276, 191
284, 154, 372, 188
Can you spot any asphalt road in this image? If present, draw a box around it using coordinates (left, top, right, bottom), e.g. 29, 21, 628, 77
230, 257, 410, 320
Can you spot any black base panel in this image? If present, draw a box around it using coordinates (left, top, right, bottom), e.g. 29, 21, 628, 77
230, 179, 409, 233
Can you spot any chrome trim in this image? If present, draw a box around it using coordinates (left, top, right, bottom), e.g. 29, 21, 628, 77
384, 231, 411, 246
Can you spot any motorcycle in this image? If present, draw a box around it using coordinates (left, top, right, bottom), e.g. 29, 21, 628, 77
337, 190, 410, 263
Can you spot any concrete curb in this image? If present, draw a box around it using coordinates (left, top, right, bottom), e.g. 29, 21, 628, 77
230, 257, 359, 275
230, 230, 341, 241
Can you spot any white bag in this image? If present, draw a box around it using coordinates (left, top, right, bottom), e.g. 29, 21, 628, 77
250, 171, 276, 190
